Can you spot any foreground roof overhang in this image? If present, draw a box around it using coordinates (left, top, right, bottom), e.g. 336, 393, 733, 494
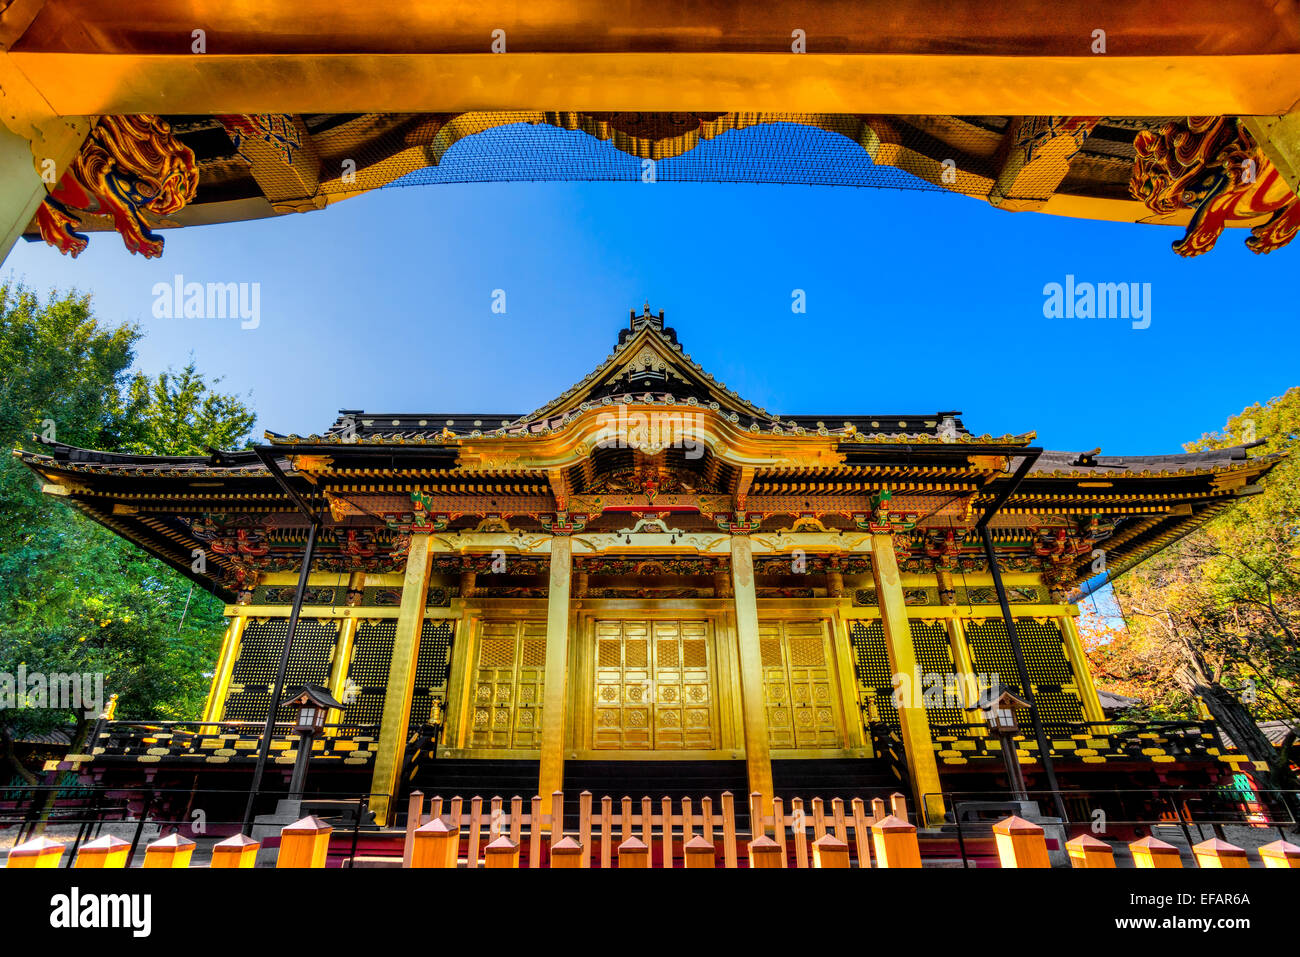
6, 1, 1299, 117
4, 2, 1298, 260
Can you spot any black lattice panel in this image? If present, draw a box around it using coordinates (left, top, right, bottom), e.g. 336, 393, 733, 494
909, 620, 964, 725
284, 620, 337, 686
224, 618, 337, 721
223, 688, 273, 722
409, 620, 455, 731
849, 620, 899, 728
963, 617, 1083, 727
1034, 690, 1085, 726
345, 691, 388, 727
229, 620, 290, 685
1012, 619, 1075, 683
343, 621, 396, 725
964, 619, 1025, 695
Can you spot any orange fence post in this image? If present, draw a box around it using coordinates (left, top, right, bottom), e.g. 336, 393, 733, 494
870, 797, 887, 822
529, 795, 543, 868
871, 815, 921, 868
1066, 834, 1115, 869
579, 792, 593, 868
144, 833, 196, 868
445, 808, 462, 868
791, 797, 809, 868
1192, 838, 1249, 869
661, 795, 674, 867
509, 795, 523, 847
771, 797, 786, 867
812, 834, 851, 869
721, 791, 737, 869
5, 836, 64, 868
889, 793, 908, 823
832, 797, 848, 845
277, 815, 333, 868
411, 818, 456, 868
484, 835, 519, 868
1259, 839, 1300, 868
684, 835, 715, 868
992, 816, 1049, 869
851, 798, 871, 868
402, 790, 423, 867
747, 835, 783, 869
211, 834, 260, 869
75, 835, 131, 869
550, 836, 584, 868
617, 836, 649, 868
1129, 835, 1183, 868
601, 796, 613, 869
466, 796, 483, 869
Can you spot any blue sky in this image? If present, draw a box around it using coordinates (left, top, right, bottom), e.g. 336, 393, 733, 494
4, 147, 1297, 457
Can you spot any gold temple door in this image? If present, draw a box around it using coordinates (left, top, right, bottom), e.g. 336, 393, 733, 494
759, 620, 841, 749
592, 620, 717, 750
469, 621, 547, 749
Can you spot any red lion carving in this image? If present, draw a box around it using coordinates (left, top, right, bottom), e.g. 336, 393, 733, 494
1130, 116, 1300, 257
35, 114, 198, 259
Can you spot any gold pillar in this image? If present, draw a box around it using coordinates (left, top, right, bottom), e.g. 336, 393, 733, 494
945, 617, 987, 728
1059, 612, 1106, 724
729, 535, 774, 806
326, 573, 365, 732
938, 569, 985, 727
201, 615, 247, 724
872, 534, 945, 825
368, 534, 433, 825
538, 535, 573, 798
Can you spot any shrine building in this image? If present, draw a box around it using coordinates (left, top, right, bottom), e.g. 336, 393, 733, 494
16, 306, 1281, 826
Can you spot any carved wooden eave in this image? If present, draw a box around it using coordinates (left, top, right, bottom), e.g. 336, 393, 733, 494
425, 527, 878, 559
454, 404, 848, 473
10, 308, 1289, 599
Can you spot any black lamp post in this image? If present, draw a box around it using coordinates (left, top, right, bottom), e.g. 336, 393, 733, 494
984, 690, 1032, 803
280, 685, 345, 802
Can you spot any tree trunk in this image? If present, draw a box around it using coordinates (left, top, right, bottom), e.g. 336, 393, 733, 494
1194, 682, 1300, 827
0, 723, 37, 785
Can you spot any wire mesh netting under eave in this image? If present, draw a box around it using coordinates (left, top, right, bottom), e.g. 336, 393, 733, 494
371, 121, 951, 191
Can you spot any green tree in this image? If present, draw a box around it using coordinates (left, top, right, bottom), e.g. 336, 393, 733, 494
0, 284, 256, 783
1086, 387, 1300, 807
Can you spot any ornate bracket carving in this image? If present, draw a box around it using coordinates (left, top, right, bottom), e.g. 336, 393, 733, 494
853, 490, 919, 534
541, 511, 587, 535
715, 511, 761, 535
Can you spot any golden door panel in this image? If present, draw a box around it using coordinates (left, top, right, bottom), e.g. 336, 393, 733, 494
759, 620, 841, 749
469, 620, 546, 750
593, 619, 717, 750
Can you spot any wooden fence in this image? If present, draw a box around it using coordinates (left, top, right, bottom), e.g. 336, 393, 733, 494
6, 790, 1299, 869
396, 789, 917, 869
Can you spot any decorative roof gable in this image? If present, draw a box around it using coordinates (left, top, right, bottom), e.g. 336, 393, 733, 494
512, 303, 774, 430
